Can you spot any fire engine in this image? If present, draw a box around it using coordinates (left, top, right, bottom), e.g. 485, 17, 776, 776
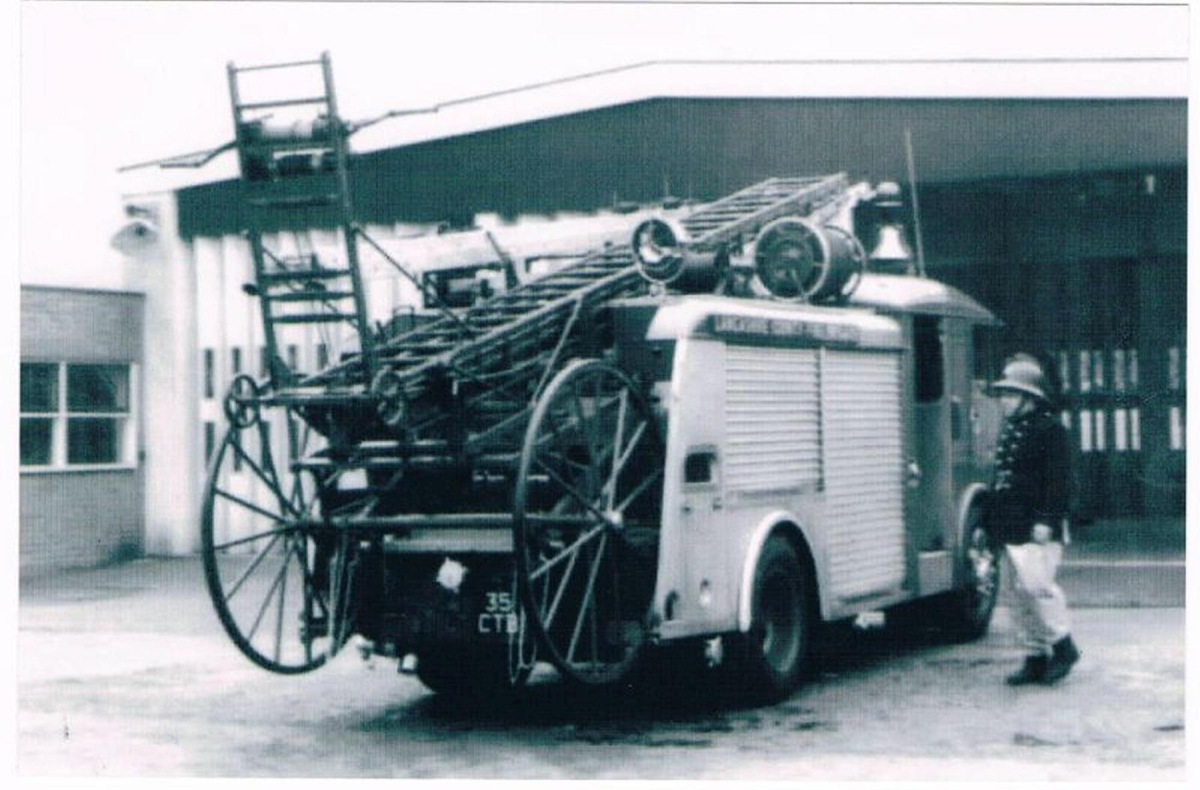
194, 54, 1004, 702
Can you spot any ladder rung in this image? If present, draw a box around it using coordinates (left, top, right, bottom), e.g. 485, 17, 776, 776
234, 58, 324, 74
247, 193, 340, 209
272, 312, 357, 324
260, 269, 352, 283
261, 389, 372, 407
237, 96, 329, 111
386, 341, 454, 353
267, 290, 355, 302
487, 301, 547, 312
243, 139, 337, 155
294, 457, 404, 471
485, 303, 543, 314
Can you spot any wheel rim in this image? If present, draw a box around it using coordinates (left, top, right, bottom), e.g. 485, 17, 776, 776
200, 412, 361, 673
513, 359, 664, 685
964, 507, 999, 623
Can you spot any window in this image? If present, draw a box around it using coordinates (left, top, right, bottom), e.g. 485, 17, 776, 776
204, 348, 215, 399
20, 362, 136, 469
1056, 351, 1071, 394
1079, 410, 1093, 453
1093, 409, 1107, 452
1092, 349, 1105, 391
1114, 409, 1129, 452
1168, 346, 1181, 391
204, 421, 215, 464
913, 316, 943, 403
231, 347, 242, 376
317, 343, 329, 371
20, 363, 57, 465
1170, 406, 1185, 451
1113, 349, 1126, 392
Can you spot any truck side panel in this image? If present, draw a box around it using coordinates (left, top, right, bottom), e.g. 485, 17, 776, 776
822, 349, 906, 602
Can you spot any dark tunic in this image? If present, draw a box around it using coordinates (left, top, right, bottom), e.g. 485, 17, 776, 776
988, 403, 1073, 546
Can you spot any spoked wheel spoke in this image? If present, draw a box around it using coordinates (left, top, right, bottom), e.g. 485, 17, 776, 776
200, 409, 365, 674
513, 359, 665, 685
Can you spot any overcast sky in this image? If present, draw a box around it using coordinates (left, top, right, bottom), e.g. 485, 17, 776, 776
19, 1, 1189, 289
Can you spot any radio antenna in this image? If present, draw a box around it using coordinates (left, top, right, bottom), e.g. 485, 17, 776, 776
903, 128, 927, 278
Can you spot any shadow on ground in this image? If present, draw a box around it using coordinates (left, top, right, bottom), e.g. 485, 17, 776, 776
354, 617, 964, 742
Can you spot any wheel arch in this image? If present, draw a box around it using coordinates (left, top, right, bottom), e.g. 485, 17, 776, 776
736, 511, 823, 633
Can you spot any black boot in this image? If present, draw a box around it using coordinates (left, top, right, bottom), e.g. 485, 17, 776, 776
1005, 654, 1048, 685
1041, 636, 1080, 684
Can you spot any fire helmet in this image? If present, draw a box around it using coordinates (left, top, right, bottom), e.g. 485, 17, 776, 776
989, 354, 1050, 402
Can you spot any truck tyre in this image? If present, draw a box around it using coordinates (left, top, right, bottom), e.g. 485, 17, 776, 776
938, 500, 1000, 642
726, 535, 811, 703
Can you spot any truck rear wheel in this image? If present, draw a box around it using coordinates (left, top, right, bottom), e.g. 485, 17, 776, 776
726, 535, 811, 702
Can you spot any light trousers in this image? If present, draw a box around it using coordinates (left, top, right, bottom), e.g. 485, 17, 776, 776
1003, 541, 1071, 656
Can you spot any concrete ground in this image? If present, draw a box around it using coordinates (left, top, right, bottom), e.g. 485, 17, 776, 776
16, 541, 1187, 779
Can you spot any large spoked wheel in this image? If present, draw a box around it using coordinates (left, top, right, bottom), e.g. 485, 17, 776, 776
941, 501, 1000, 642
200, 413, 361, 673
726, 535, 811, 702
513, 359, 665, 686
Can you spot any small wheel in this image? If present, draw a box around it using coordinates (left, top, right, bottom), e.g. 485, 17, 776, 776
940, 501, 1000, 641
726, 535, 811, 702
513, 359, 665, 686
370, 368, 407, 428
223, 374, 262, 429
200, 416, 362, 673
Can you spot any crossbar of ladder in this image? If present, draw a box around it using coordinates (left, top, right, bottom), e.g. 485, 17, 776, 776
233, 58, 325, 74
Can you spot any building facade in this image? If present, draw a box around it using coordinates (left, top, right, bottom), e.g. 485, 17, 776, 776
24, 59, 1184, 573
20, 287, 145, 575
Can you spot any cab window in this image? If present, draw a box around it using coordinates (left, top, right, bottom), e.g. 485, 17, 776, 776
914, 315, 944, 403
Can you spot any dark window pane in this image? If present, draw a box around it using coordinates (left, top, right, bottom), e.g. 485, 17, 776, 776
20, 418, 53, 465
232, 347, 242, 375
67, 418, 120, 464
204, 421, 215, 464
204, 349, 215, 399
67, 365, 129, 413
914, 316, 944, 403
20, 363, 58, 412
317, 343, 328, 370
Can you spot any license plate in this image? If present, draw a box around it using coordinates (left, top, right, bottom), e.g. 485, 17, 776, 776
478, 590, 518, 634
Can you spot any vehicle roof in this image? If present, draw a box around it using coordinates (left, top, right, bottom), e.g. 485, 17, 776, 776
846, 273, 1001, 324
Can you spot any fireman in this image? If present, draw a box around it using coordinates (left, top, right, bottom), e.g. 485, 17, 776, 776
988, 353, 1081, 685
